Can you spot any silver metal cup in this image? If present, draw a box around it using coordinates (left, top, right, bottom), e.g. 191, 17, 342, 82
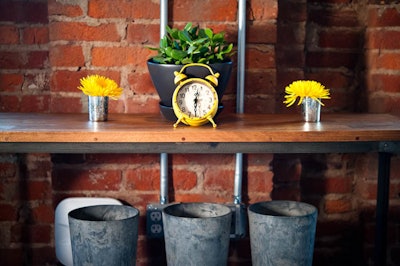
302, 97, 321, 122
88, 96, 108, 122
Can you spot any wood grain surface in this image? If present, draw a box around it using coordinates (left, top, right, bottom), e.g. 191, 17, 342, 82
1, 113, 400, 143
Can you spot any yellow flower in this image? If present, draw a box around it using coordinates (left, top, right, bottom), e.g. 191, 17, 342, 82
78, 75, 123, 99
283, 80, 330, 107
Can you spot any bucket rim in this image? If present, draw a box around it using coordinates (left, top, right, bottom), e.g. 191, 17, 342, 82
248, 200, 317, 218
68, 204, 139, 222
163, 202, 232, 219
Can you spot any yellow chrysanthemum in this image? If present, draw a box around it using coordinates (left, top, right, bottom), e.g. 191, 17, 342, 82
78, 75, 123, 99
283, 80, 330, 107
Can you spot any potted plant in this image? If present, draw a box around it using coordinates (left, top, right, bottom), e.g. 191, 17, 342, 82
147, 22, 234, 121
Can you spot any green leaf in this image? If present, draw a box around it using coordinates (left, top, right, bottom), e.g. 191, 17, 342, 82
222, 43, 233, 54
178, 30, 192, 43
183, 22, 193, 31
212, 32, 224, 43
170, 49, 187, 60
181, 58, 193, 64
203, 28, 213, 39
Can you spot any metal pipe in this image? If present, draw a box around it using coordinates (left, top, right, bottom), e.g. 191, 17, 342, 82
234, 153, 243, 204
160, 0, 168, 38
160, 0, 169, 204
236, 0, 246, 114
234, 0, 246, 205
160, 153, 168, 204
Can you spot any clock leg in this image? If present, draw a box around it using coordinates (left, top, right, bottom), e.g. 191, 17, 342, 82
208, 117, 217, 128
173, 116, 184, 128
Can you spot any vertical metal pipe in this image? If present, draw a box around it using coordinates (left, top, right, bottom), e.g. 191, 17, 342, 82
160, 0, 169, 205
160, 153, 168, 204
160, 0, 168, 38
234, 153, 243, 204
234, 0, 246, 205
236, 0, 246, 114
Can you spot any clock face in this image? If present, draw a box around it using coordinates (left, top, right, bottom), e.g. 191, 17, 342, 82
176, 81, 217, 118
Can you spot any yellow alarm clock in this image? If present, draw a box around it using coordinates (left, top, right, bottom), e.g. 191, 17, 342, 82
172, 63, 220, 128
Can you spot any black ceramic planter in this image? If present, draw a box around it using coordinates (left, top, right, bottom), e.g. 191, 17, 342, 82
147, 59, 233, 121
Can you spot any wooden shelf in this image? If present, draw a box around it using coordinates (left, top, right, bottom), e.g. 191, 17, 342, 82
1, 113, 400, 143
1, 112, 399, 154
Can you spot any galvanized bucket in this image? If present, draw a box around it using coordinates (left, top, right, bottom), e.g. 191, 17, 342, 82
248, 200, 317, 266
302, 97, 321, 122
68, 205, 139, 266
162, 202, 232, 266
88, 96, 108, 122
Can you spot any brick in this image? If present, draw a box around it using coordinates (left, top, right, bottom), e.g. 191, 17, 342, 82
48, 0, 83, 17
49, 45, 84, 67
89, 0, 158, 19
303, 177, 353, 194
0, 73, 23, 92
128, 71, 157, 95
271, 154, 302, 182
0, 95, 19, 112
247, 23, 277, 44
276, 48, 305, 68
125, 167, 160, 191
0, 161, 17, 179
247, 45, 276, 69
52, 168, 122, 191
172, 0, 237, 22
86, 154, 158, 164
270, 185, 301, 201
277, 1, 307, 22
11, 224, 51, 244
245, 70, 276, 95
324, 198, 353, 213
20, 95, 50, 112
0, 1, 48, 23
127, 23, 160, 45
367, 29, 400, 49
368, 6, 400, 27
204, 168, 235, 191
306, 71, 352, 90
368, 93, 400, 115
247, 154, 274, 166
0, 203, 17, 221
174, 193, 228, 203
0, 51, 26, 69
171, 168, 197, 191
51, 70, 120, 93
0, 25, 19, 44
27, 51, 49, 69
367, 73, 400, 93
18, 180, 52, 201
88, 0, 132, 18
367, 51, 400, 70
309, 7, 360, 27
246, 169, 273, 193
124, 96, 159, 114
245, 96, 276, 114
42, 95, 76, 115
50, 22, 121, 42
318, 30, 362, 49
22, 26, 49, 45
277, 23, 305, 46
91, 46, 153, 67
250, 0, 278, 20
0, 248, 24, 265
306, 51, 358, 68
31, 204, 54, 223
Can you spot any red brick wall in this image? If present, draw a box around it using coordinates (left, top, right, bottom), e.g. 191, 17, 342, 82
0, 0, 400, 265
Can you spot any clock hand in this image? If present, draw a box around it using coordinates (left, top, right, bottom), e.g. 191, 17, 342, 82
194, 94, 198, 117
